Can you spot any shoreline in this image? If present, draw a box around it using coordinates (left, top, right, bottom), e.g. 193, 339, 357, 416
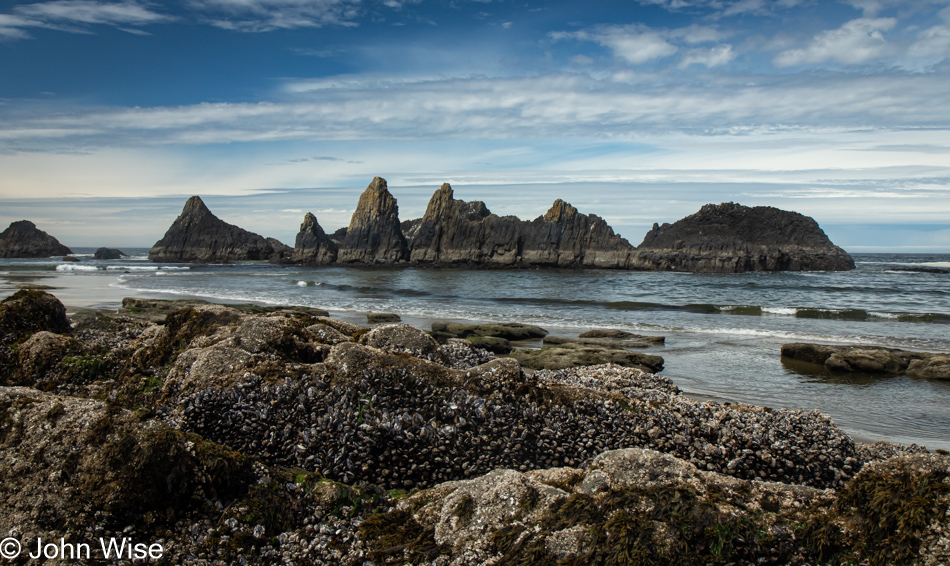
61, 295, 934, 451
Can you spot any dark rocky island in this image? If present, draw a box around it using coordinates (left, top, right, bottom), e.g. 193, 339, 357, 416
0, 290, 946, 565
149, 196, 290, 263
94, 247, 126, 260
0, 220, 72, 258
151, 179, 853, 272
631, 202, 855, 272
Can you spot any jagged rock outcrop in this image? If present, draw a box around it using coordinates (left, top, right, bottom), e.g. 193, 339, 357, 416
0, 220, 71, 258
520, 199, 635, 268
631, 202, 855, 272
337, 177, 409, 263
408, 184, 633, 268
149, 196, 288, 263
291, 212, 338, 264
408, 183, 521, 265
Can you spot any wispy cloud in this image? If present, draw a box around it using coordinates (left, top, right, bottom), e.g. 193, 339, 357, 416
552, 23, 730, 67
3, 69, 950, 150
187, 0, 363, 32
774, 17, 897, 67
0, 0, 170, 38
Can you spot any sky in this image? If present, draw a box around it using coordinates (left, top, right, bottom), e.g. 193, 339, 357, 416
1, 0, 950, 251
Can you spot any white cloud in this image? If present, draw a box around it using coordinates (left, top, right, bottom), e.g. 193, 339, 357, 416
909, 23, 950, 58
15, 0, 169, 25
0, 0, 170, 38
678, 44, 736, 67
667, 24, 729, 44
565, 25, 679, 64
3, 69, 950, 150
774, 17, 897, 67
188, 0, 363, 31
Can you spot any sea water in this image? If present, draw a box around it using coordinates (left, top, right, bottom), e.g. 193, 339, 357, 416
2, 249, 949, 450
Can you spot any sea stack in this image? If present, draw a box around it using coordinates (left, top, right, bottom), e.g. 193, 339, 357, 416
520, 199, 635, 268
149, 196, 287, 263
291, 212, 338, 264
337, 177, 410, 263
408, 183, 521, 265
630, 203, 855, 273
0, 220, 72, 258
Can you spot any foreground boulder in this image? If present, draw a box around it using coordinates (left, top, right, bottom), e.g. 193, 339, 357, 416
149, 196, 288, 263
337, 177, 410, 263
360, 448, 950, 566
0, 220, 71, 258
631, 202, 855, 272
782, 342, 949, 379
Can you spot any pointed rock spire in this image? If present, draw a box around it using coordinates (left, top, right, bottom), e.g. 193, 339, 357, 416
337, 177, 410, 263
149, 196, 284, 263
292, 212, 338, 265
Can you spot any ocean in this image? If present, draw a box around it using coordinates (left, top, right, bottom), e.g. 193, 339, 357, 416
2, 249, 949, 451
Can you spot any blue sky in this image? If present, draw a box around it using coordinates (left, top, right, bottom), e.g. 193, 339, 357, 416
2, 0, 950, 250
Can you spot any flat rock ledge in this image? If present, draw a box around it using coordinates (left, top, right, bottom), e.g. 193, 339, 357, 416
782, 342, 950, 380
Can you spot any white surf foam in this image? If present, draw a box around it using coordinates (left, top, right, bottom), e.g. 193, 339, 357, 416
55, 264, 99, 271
762, 307, 797, 316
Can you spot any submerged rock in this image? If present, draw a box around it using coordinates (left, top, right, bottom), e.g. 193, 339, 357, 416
337, 177, 410, 263
431, 321, 548, 341
0, 220, 71, 258
511, 343, 664, 372
367, 312, 401, 324
781, 342, 948, 379
149, 196, 288, 263
631, 202, 855, 272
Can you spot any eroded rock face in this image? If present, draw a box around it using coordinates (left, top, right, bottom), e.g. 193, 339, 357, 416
407, 185, 634, 268
0, 220, 71, 258
337, 177, 410, 263
408, 183, 522, 265
632, 202, 855, 272
291, 212, 338, 265
520, 199, 635, 268
149, 196, 287, 263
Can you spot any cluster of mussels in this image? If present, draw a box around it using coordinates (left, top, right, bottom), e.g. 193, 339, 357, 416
177, 343, 862, 490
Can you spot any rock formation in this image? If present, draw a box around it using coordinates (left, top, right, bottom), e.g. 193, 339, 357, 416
631, 202, 855, 272
149, 196, 288, 263
94, 247, 126, 260
291, 212, 338, 264
521, 199, 635, 268
2, 292, 946, 566
0, 220, 71, 258
782, 342, 950, 380
337, 177, 409, 263
408, 183, 522, 265
407, 184, 633, 268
